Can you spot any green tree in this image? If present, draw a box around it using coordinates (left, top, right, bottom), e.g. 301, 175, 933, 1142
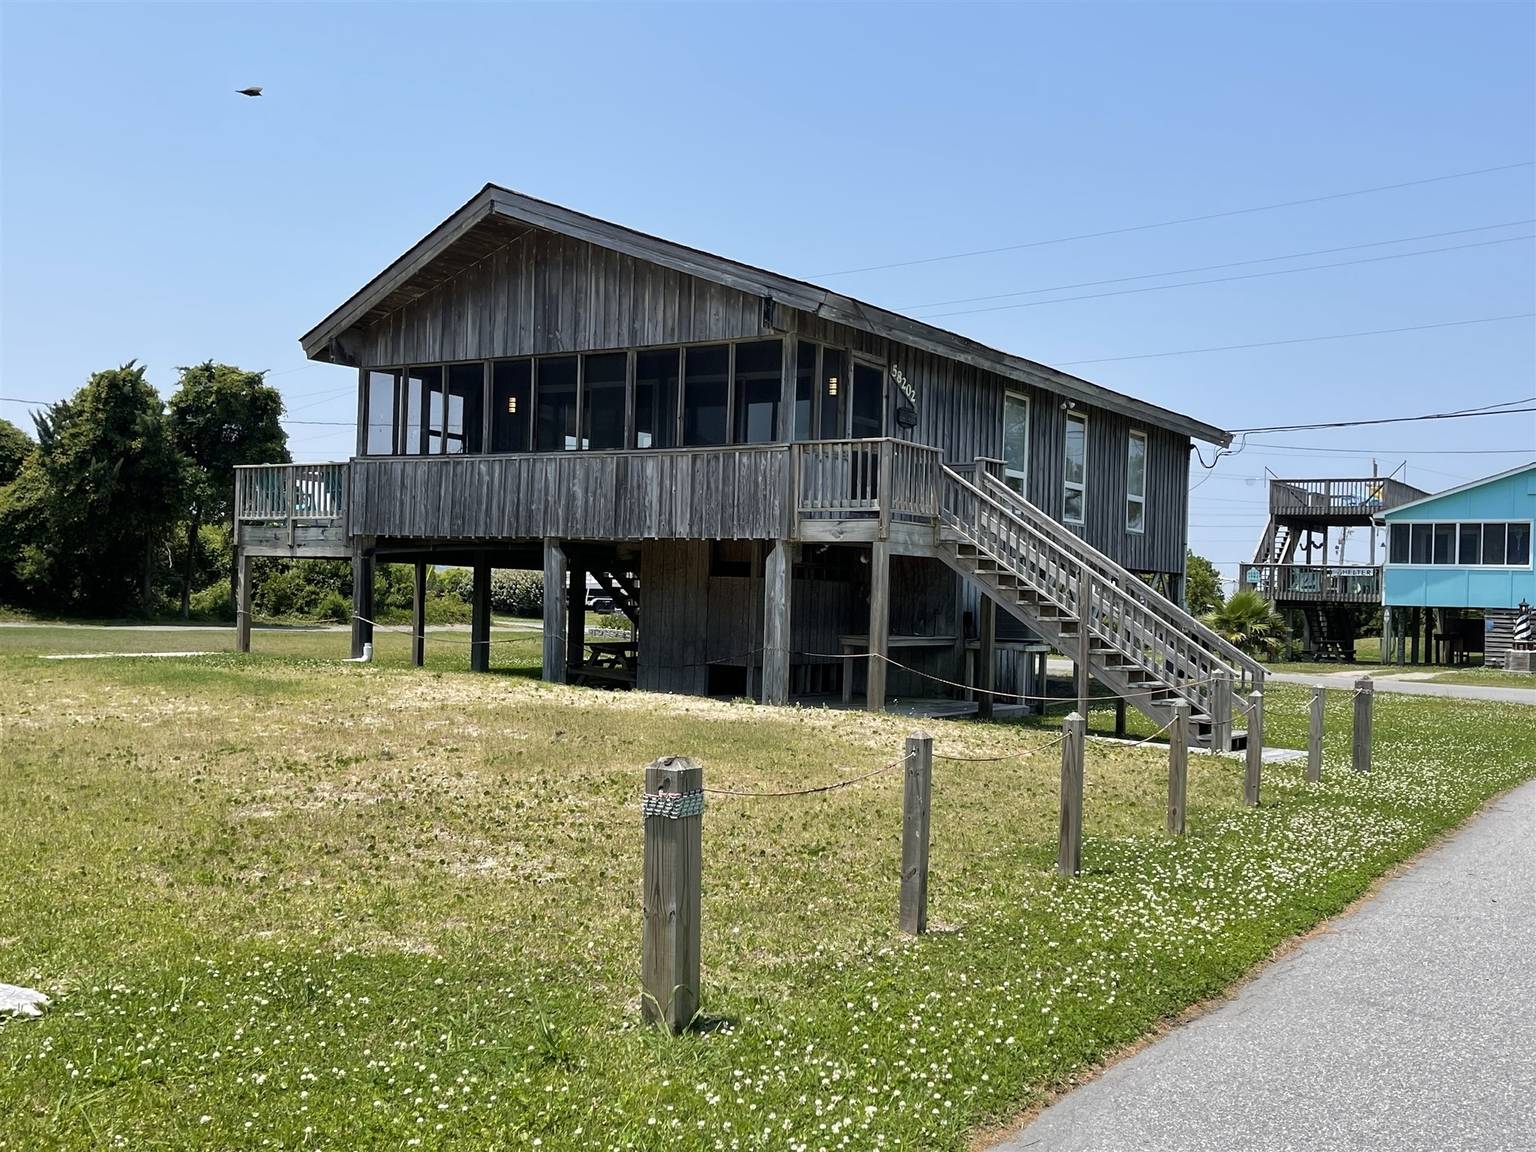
0, 363, 182, 612
1202, 588, 1288, 659
167, 362, 288, 616
0, 419, 32, 486
1185, 550, 1223, 615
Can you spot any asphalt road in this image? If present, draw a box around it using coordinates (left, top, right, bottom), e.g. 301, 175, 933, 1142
1267, 669, 1536, 706
992, 778, 1536, 1152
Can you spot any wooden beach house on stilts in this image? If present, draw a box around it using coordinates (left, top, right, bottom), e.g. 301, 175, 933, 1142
234, 185, 1263, 747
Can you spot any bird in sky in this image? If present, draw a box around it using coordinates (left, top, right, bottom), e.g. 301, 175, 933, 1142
236, 86, 263, 97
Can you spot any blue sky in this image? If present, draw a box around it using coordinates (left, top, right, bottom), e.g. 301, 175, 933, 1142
2, 1, 1532, 580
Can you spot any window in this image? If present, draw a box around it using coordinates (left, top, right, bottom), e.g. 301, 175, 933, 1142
1482, 523, 1507, 566
1409, 523, 1431, 565
366, 370, 397, 455
402, 367, 438, 455
849, 361, 884, 440
444, 363, 484, 455
1432, 522, 1455, 565
1002, 392, 1029, 495
633, 348, 679, 449
1063, 411, 1087, 524
732, 340, 783, 444
818, 348, 846, 440
1126, 429, 1147, 534
1392, 520, 1534, 566
581, 352, 627, 451
1509, 522, 1532, 566
683, 345, 729, 446
793, 342, 817, 441
535, 356, 578, 451
491, 359, 531, 452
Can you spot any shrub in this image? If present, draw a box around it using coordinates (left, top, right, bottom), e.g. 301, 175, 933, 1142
423, 595, 472, 625
315, 590, 351, 624
596, 612, 631, 632
491, 569, 543, 617
189, 583, 236, 622
436, 567, 473, 603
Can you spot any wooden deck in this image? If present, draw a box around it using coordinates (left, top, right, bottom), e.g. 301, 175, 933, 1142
234, 462, 351, 559
1237, 562, 1383, 604
1267, 477, 1428, 524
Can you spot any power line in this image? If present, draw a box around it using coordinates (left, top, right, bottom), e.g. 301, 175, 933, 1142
916, 234, 1533, 321
1230, 399, 1536, 434
902, 220, 1535, 313
811, 160, 1535, 278
1056, 312, 1536, 366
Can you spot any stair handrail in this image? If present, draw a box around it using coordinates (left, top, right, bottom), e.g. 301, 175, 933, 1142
940, 467, 1243, 722
974, 470, 1265, 693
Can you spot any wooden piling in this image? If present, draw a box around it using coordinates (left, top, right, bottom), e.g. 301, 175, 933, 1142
411, 562, 427, 668
1352, 677, 1373, 774
235, 550, 252, 654
1058, 712, 1085, 877
1244, 691, 1263, 806
899, 731, 933, 934
1168, 701, 1189, 835
1211, 670, 1233, 753
1307, 686, 1325, 783
641, 755, 703, 1034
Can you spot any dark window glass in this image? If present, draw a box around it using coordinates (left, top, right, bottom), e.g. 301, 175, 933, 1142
1409, 523, 1431, 565
1432, 522, 1455, 565
1458, 524, 1481, 566
633, 349, 679, 449
1389, 524, 1410, 565
535, 357, 579, 451
445, 363, 484, 455
582, 353, 627, 450
683, 345, 729, 447
1507, 522, 1531, 566
491, 360, 531, 452
1482, 522, 1507, 565
732, 339, 783, 444
818, 347, 846, 440
405, 367, 439, 455
850, 361, 883, 440
794, 342, 817, 441
366, 371, 397, 455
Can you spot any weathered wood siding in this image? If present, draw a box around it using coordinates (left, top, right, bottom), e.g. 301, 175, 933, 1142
638, 541, 710, 694
359, 231, 769, 366
350, 448, 789, 541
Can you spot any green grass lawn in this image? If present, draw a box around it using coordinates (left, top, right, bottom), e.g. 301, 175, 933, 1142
2, 626, 1533, 1151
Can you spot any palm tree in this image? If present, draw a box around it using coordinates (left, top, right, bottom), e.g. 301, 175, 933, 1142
1203, 588, 1288, 659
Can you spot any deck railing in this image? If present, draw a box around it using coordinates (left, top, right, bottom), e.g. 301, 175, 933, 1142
235, 463, 349, 525
792, 439, 942, 537
1268, 477, 1426, 518
1239, 563, 1382, 604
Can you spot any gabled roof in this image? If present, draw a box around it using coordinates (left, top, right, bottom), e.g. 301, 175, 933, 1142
1380, 461, 1536, 519
301, 184, 1233, 446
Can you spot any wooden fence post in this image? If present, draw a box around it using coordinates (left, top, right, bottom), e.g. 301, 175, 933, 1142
1168, 701, 1189, 835
1306, 686, 1325, 783
1243, 691, 1263, 806
1210, 670, 1233, 753
642, 755, 703, 1034
1058, 712, 1085, 876
899, 731, 933, 934
1352, 677, 1373, 774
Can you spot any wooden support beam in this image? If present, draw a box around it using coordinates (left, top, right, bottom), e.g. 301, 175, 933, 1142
411, 561, 427, 668
1244, 691, 1264, 806
235, 549, 252, 654
543, 537, 568, 683
350, 544, 374, 659
641, 755, 703, 1034
899, 731, 933, 934
1211, 670, 1233, 753
866, 540, 890, 712
567, 562, 586, 678
977, 599, 996, 720
761, 539, 793, 705
1075, 569, 1092, 719
1058, 712, 1085, 876
1168, 701, 1189, 835
1114, 697, 1127, 738
470, 559, 491, 673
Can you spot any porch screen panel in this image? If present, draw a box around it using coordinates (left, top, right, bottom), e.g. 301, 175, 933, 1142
445, 363, 484, 455
582, 353, 627, 451
491, 359, 531, 452
1389, 524, 1410, 564
818, 348, 846, 440
732, 339, 783, 444
1482, 522, 1507, 566
404, 368, 438, 455
1431, 522, 1454, 565
793, 342, 817, 441
633, 349, 679, 449
1507, 522, 1531, 566
1458, 523, 1481, 565
366, 371, 398, 455
683, 345, 729, 447
850, 362, 883, 440
535, 357, 579, 451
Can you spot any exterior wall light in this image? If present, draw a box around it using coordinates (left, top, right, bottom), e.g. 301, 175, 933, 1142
827, 376, 839, 397
507, 396, 518, 414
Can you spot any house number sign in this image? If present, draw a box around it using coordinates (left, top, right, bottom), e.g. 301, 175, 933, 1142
891, 364, 919, 428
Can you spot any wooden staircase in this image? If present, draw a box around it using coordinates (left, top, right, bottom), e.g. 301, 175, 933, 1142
591, 568, 640, 627
937, 467, 1266, 751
